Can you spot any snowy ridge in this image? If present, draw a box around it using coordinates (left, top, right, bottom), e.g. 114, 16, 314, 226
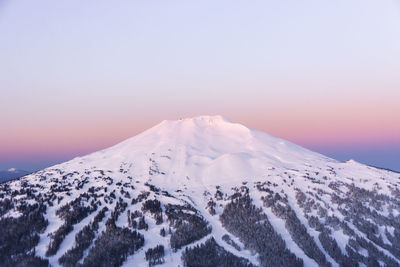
1, 115, 400, 267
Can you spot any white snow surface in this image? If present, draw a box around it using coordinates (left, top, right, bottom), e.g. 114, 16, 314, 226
63, 115, 336, 187
5, 115, 400, 267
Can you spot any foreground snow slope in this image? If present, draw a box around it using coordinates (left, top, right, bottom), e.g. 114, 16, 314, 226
1, 115, 400, 267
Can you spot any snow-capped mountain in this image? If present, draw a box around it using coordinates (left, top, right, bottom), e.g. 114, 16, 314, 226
0, 168, 30, 183
1, 115, 400, 267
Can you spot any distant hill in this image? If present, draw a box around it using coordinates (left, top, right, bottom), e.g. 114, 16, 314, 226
0, 168, 30, 183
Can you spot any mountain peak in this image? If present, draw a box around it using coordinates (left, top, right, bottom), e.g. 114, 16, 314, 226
123, 114, 254, 149
2, 117, 400, 267
65, 115, 335, 189
166, 115, 230, 123
156, 115, 242, 133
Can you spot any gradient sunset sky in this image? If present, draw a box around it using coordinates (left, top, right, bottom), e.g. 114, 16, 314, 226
1, 0, 399, 171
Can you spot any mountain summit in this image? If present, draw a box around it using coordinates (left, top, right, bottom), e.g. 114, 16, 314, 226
1, 116, 400, 267
65, 115, 333, 188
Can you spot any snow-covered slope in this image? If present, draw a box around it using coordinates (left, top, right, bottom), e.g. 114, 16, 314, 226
1, 115, 400, 267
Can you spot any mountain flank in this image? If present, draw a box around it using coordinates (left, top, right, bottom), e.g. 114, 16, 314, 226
1, 116, 400, 267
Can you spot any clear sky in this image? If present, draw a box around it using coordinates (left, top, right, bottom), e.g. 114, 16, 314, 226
1, 0, 399, 171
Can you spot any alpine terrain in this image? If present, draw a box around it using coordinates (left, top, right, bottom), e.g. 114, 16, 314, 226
1, 115, 400, 267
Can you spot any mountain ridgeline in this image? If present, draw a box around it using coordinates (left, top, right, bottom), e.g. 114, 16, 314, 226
1, 116, 400, 267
